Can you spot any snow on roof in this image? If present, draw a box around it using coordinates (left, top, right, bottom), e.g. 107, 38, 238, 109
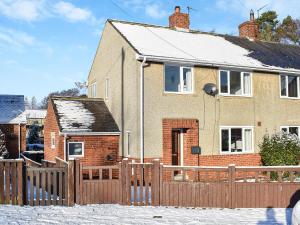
54, 99, 96, 132
0, 95, 25, 124
111, 20, 300, 73
52, 97, 119, 133
24, 110, 47, 119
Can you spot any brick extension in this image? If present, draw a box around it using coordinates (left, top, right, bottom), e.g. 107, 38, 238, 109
44, 100, 119, 166
0, 124, 26, 158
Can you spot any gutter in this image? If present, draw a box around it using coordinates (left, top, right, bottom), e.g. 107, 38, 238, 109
136, 54, 300, 75
140, 57, 147, 163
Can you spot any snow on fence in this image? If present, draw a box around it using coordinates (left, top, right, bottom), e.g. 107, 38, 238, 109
0, 159, 23, 205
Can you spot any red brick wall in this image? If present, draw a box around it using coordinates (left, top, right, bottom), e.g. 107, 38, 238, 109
44, 100, 120, 166
0, 124, 26, 158
162, 118, 199, 166
44, 100, 65, 161
198, 153, 261, 166
66, 135, 119, 166
239, 21, 259, 40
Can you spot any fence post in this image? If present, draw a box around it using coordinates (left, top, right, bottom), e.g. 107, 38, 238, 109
17, 160, 23, 206
228, 164, 236, 209
74, 159, 81, 204
67, 160, 75, 206
152, 159, 160, 206
121, 159, 128, 205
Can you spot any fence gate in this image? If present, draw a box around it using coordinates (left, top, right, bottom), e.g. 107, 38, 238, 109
26, 159, 70, 206
0, 159, 23, 205
76, 162, 122, 205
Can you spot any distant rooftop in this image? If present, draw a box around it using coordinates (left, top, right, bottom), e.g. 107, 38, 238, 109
0, 95, 25, 124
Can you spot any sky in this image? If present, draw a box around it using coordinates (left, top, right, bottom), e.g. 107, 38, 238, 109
0, 0, 300, 103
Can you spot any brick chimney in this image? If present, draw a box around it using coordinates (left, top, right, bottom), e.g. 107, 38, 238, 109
238, 10, 259, 40
169, 6, 190, 30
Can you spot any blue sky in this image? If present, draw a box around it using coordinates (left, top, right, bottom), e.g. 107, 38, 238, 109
0, 0, 299, 102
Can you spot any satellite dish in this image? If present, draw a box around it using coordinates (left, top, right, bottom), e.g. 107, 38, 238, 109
203, 83, 218, 96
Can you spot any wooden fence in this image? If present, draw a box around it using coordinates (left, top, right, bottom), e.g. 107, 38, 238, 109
0, 159, 23, 205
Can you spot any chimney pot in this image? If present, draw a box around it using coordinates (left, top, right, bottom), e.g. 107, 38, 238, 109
250, 9, 255, 21
175, 6, 180, 13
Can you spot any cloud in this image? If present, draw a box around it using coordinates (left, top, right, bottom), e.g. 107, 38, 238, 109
215, 0, 300, 20
0, 0, 47, 22
145, 3, 168, 19
53, 1, 95, 23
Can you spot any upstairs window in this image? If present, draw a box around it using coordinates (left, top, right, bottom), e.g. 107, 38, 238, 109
51, 132, 55, 149
280, 75, 299, 98
281, 126, 300, 136
219, 70, 252, 96
164, 65, 193, 93
220, 127, 253, 153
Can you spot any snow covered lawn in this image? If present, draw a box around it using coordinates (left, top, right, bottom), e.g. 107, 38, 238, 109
0, 204, 293, 225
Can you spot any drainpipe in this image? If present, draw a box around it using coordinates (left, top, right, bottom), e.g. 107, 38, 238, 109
18, 123, 21, 158
64, 133, 67, 161
140, 57, 147, 163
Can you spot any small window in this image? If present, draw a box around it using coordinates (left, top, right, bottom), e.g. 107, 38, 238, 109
68, 142, 84, 158
105, 78, 109, 101
126, 131, 131, 156
51, 132, 55, 149
281, 126, 300, 136
164, 65, 193, 93
90, 82, 97, 98
280, 75, 299, 98
220, 127, 253, 153
219, 70, 252, 96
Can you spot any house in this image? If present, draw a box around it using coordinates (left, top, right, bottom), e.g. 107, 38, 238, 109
0, 95, 26, 158
44, 96, 120, 166
87, 6, 300, 167
24, 109, 47, 143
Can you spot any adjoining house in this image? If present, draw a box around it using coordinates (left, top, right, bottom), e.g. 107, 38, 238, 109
44, 96, 120, 166
87, 6, 300, 167
24, 109, 47, 143
0, 95, 26, 158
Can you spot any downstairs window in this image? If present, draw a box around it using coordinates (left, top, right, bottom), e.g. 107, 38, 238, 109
220, 127, 253, 153
68, 142, 84, 159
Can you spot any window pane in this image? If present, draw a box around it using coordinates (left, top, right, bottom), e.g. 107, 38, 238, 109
244, 129, 252, 151
281, 75, 287, 96
288, 76, 298, 97
182, 68, 192, 92
281, 127, 288, 133
289, 127, 299, 136
221, 129, 229, 152
243, 73, 251, 95
231, 128, 242, 152
230, 71, 242, 95
165, 66, 180, 92
69, 143, 83, 156
220, 71, 228, 93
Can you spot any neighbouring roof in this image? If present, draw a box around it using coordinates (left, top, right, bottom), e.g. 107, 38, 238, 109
110, 20, 300, 73
24, 110, 47, 119
0, 95, 26, 124
51, 97, 119, 133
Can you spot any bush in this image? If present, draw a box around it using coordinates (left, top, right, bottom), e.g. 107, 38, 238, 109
259, 132, 300, 166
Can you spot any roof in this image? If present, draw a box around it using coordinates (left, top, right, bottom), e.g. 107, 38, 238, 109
0, 95, 26, 124
51, 97, 119, 134
110, 20, 300, 73
24, 110, 47, 119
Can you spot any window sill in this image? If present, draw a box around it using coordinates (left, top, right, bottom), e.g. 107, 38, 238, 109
163, 91, 194, 95
219, 94, 252, 98
69, 155, 84, 159
219, 151, 255, 155
280, 96, 300, 100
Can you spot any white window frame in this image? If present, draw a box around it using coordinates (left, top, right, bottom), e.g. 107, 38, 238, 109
68, 142, 84, 159
164, 64, 194, 94
219, 126, 254, 154
51, 132, 55, 149
279, 74, 300, 99
219, 70, 252, 97
105, 78, 109, 101
90, 82, 97, 98
280, 126, 300, 136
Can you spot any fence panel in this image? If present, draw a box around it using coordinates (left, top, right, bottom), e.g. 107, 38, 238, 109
0, 159, 23, 205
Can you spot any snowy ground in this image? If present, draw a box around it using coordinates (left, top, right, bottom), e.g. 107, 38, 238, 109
0, 204, 293, 225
